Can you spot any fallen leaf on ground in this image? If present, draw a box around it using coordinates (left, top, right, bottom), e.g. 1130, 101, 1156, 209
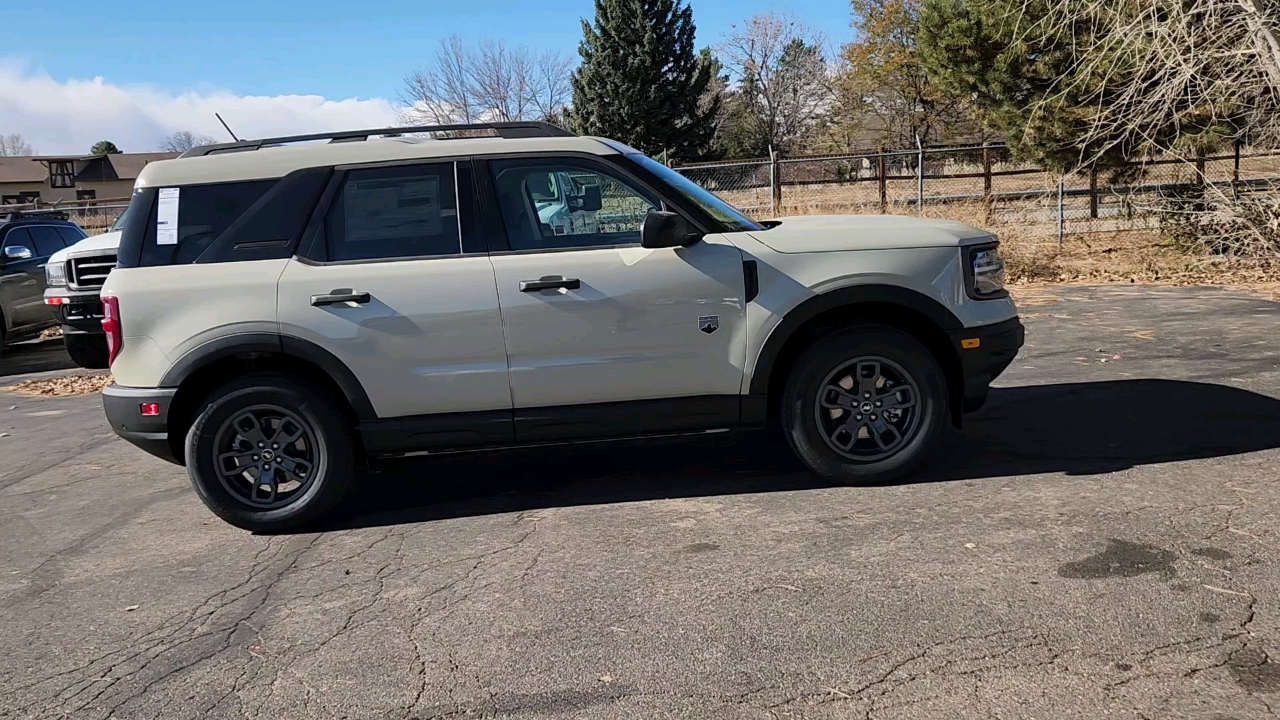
5, 375, 112, 397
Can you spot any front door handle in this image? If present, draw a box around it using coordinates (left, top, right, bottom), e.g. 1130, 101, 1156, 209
519, 277, 581, 292
311, 289, 371, 306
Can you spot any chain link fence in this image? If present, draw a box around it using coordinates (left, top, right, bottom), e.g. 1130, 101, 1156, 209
674, 145, 1280, 242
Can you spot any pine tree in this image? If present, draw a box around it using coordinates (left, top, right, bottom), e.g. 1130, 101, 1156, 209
570, 0, 718, 161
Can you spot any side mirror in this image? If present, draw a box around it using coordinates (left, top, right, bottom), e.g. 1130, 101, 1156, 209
3, 245, 32, 261
641, 211, 702, 249
577, 184, 602, 213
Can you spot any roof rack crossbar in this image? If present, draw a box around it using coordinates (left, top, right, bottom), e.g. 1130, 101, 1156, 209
180, 121, 575, 158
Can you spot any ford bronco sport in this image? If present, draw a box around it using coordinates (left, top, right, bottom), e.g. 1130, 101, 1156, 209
100, 121, 1022, 532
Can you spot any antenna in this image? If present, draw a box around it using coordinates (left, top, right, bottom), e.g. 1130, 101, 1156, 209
215, 113, 240, 142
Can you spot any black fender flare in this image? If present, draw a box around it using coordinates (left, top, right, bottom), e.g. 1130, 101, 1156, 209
748, 284, 964, 396
159, 332, 377, 420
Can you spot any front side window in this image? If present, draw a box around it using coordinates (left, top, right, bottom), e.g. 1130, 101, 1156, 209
630, 153, 762, 232
489, 159, 658, 251
2, 228, 34, 255
325, 163, 460, 262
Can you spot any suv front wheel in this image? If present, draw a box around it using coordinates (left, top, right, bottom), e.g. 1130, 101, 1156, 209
185, 372, 356, 533
781, 325, 947, 485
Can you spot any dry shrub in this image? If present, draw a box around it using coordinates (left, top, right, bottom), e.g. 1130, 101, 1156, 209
752, 197, 1280, 285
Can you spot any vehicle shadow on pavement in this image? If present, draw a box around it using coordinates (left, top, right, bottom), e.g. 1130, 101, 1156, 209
327, 378, 1280, 531
0, 338, 76, 378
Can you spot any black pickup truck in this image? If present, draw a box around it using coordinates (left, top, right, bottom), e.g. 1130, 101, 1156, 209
0, 210, 88, 355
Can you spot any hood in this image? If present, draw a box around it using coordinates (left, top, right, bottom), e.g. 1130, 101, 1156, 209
50, 230, 122, 263
746, 215, 993, 254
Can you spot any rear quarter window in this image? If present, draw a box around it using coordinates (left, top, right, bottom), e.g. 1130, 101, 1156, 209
138, 180, 278, 266
116, 168, 330, 268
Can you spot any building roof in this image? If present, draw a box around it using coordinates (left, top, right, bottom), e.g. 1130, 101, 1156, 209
0, 152, 180, 186
0, 158, 48, 184
106, 153, 180, 180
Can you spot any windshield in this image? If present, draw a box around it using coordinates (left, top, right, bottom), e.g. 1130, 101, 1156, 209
630, 154, 762, 232
110, 208, 129, 232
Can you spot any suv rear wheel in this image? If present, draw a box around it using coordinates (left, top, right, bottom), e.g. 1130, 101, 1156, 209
781, 324, 947, 485
185, 372, 356, 533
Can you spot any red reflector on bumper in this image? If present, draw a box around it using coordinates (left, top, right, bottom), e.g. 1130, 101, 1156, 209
140, 402, 161, 417
45, 297, 66, 305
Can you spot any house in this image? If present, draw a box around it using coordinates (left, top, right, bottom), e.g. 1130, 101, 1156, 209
0, 152, 179, 206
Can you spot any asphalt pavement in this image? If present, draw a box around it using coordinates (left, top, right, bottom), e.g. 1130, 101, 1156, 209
3, 285, 1280, 719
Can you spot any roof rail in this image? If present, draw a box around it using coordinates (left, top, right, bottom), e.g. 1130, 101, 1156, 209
179, 121, 576, 158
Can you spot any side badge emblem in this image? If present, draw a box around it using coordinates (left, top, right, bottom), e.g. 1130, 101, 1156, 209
698, 315, 719, 334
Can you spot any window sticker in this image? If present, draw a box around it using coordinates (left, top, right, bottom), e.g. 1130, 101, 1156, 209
156, 188, 180, 245
344, 177, 441, 241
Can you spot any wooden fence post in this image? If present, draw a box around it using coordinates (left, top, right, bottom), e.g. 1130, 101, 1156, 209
915, 135, 924, 212
982, 144, 993, 223
1089, 166, 1099, 219
877, 149, 887, 213
769, 147, 782, 216
1057, 177, 1065, 246
1233, 140, 1242, 201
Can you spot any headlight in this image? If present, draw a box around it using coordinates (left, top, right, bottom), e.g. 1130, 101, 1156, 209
45, 261, 67, 287
969, 245, 1005, 297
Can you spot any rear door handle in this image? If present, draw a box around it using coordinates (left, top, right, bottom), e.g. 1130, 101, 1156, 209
519, 277, 580, 292
311, 289, 371, 306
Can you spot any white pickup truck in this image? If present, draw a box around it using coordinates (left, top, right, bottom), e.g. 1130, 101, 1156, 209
44, 212, 124, 368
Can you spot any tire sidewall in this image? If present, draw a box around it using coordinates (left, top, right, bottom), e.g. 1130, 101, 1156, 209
782, 325, 948, 484
64, 334, 109, 369
186, 375, 354, 532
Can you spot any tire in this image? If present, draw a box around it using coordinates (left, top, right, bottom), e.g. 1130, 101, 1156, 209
781, 324, 948, 485
64, 333, 109, 369
185, 372, 357, 533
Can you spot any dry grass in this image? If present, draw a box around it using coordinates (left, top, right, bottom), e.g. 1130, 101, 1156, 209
6, 374, 112, 397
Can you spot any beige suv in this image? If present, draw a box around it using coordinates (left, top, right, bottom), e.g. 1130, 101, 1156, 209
100, 121, 1022, 532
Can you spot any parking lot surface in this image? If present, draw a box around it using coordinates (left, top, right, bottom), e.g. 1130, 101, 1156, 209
3, 284, 1280, 719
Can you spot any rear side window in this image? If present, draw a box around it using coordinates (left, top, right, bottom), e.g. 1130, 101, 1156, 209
139, 180, 277, 266
56, 226, 87, 246
29, 226, 67, 256
325, 163, 460, 262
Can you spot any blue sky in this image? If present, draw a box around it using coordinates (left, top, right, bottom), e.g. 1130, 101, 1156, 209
3, 0, 853, 103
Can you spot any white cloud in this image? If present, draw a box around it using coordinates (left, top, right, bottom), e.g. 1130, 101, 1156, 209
0, 61, 400, 155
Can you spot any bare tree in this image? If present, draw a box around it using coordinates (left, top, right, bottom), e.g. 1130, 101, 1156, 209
161, 131, 217, 153
0, 134, 34, 157
717, 13, 834, 155
399, 35, 573, 127
1015, 0, 1280, 256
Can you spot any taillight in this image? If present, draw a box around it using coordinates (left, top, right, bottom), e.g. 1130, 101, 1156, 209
102, 295, 122, 366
